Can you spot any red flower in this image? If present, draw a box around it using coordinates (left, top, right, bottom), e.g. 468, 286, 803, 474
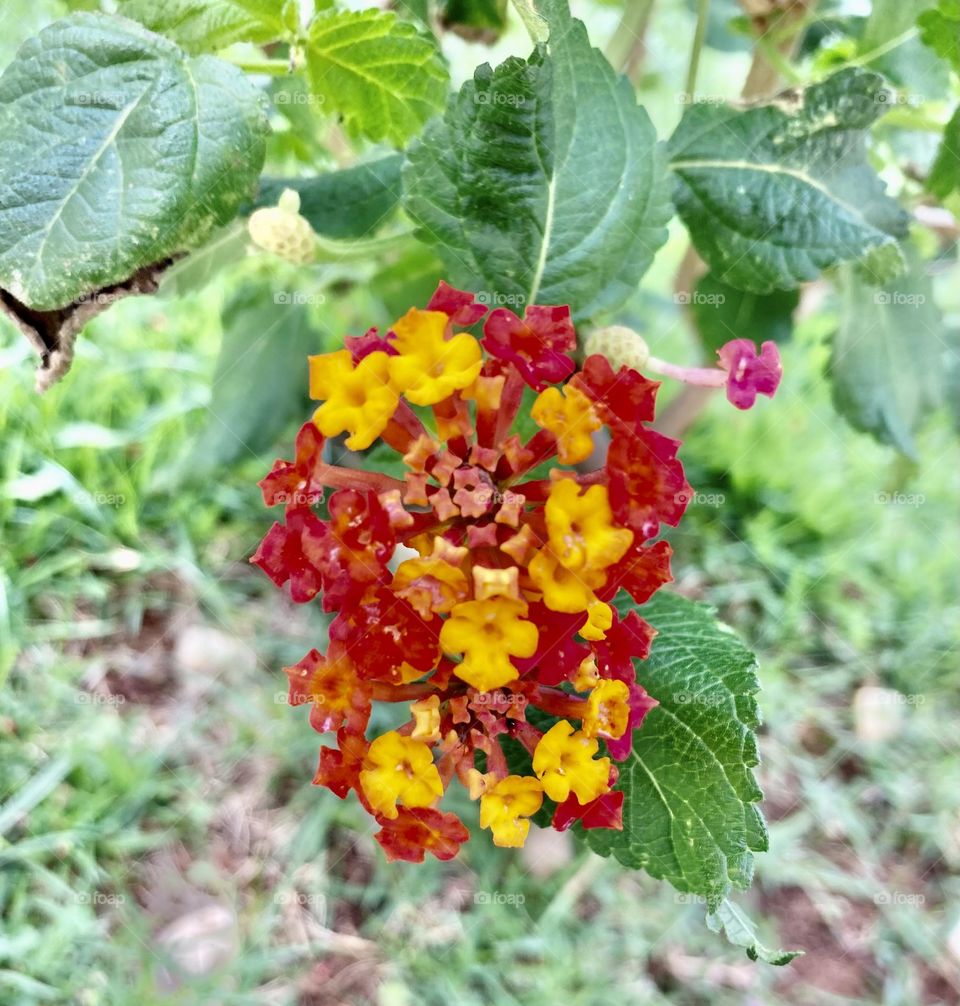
717, 339, 783, 409
482, 305, 576, 390
374, 806, 471, 862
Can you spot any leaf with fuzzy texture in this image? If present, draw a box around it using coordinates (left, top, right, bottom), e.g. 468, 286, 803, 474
116, 0, 293, 53
403, 0, 670, 320
668, 68, 909, 294
304, 9, 448, 147
829, 257, 952, 459
585, 592, 767, 909
0, 13, 268, 311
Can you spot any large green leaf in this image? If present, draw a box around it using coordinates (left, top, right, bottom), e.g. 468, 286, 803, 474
403, 0, 671, 319
254, 155, 404, 239
116, 0, 293, 53
668, 68, 909, 294
585, 592, 767, 909
0, 13, 268, 312
829, 257, 950, 458
304, 9, 448, 147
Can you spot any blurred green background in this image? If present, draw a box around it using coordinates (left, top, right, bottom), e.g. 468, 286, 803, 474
2, 0, 960, 1003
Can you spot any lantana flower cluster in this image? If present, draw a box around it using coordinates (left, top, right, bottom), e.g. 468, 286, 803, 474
252, 283, 780, 862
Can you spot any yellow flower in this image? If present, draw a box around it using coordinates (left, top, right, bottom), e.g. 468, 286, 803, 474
440, 597, 538, 691
581, 679, 631, 739
392, 558, 469, 618
359, 732, 443, 820
531, 384, 601, 464
532, 720, 610, 804
543, 479, 632, 574
388, 308, 483, 406
528, 546, 598, 613
309, 349, 398, 450
479, 775, 544, 847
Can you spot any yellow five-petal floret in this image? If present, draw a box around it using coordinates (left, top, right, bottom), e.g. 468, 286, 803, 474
528, 480, 632, 637
359, 731, 444, 819
308, 349, 398, 450
532, 720, 610, 804
531, 383, 601, 464
440, 597, 539, 691
389, 308, 483, 406
581, 679, 631, 739
479, 775, 544, 847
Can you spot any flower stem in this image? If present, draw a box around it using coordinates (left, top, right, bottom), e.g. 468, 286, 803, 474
684, 0, 712, 102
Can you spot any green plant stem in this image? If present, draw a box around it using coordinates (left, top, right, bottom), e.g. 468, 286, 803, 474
312, 231, 412, 263
851, 27, 919, 68
684, 0, 711, 101
605, 0, 656, 75
231, 58, 292, 76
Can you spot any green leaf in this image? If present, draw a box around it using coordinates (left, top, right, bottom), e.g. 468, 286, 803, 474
927, 105, 960, 199
706, 898, 803, 965
691, 273, 799, 355
0, 13, 268, 311
918, 0, 960, 73
116, 0, 290, 53
829, 256, 951, 459
304, 9, 448, 147
180, 280, 322, 473
403, 0, 671, 320
584, 592, 767, 909
668, 67, 909, 294
254, 155, 404, 239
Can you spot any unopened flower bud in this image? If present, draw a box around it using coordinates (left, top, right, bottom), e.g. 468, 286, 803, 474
584, 325, 650, 372
248, 188, 317, 264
